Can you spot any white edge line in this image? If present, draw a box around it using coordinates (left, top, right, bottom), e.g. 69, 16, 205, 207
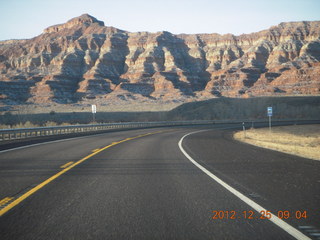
178, 130, 311, 240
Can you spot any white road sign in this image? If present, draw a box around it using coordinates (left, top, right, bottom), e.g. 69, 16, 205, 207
92, 104, 97, 114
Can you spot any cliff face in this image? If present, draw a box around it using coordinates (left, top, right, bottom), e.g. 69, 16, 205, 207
0, 14, 319, 106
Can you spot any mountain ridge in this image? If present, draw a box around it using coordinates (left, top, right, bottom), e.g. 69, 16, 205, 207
0, 14, 319, 108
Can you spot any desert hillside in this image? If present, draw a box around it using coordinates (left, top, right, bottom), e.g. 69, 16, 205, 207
0, 14, 319, 108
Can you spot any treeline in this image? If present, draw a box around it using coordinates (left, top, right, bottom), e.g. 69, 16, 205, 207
0, 111, 167, 126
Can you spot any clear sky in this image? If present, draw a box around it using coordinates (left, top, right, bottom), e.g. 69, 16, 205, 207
0, 0, 319, 40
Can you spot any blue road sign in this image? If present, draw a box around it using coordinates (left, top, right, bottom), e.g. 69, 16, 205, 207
267, 107, 273, 117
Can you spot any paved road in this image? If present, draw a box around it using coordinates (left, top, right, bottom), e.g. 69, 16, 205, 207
0, 124, 319, 239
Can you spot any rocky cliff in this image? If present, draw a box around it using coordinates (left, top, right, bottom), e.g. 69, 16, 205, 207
0, 14, 319, 106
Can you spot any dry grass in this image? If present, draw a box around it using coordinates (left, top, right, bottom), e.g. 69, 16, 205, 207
234, 124, 320, 161
0, 121, 71, 129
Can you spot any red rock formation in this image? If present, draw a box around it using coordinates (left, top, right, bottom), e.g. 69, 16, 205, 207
0, 14, 319, 106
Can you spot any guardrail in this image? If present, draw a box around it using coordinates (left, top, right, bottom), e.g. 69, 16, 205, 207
0, 119, 319, 142
0, 120, 215, 142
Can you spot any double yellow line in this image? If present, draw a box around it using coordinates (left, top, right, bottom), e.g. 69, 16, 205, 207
0, 130, 163, 216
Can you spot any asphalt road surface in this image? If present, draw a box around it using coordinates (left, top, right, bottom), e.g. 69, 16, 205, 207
0, 124, 319, 240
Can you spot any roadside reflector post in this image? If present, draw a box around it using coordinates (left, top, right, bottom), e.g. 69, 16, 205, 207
267, 107, 272, 132
91, 104, 97, 123
242, 122, 246, 138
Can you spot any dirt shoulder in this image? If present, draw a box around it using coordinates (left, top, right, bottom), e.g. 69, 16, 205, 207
234, 124, 320, 161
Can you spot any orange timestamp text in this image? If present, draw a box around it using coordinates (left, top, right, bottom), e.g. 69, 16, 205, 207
212, 210, 307, 220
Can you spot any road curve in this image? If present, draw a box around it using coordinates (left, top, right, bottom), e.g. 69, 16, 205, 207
0, 124, 319, 239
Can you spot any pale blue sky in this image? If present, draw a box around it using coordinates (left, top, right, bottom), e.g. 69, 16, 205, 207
0, 0, 319, 40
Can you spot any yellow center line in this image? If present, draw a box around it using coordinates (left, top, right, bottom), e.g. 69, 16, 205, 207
0, 197, 14, 206
91, 149, 100, 153
0, 130, 165, 217
60, 161, 74, 169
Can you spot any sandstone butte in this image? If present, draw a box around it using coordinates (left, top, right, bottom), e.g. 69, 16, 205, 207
0, 14, 319, 107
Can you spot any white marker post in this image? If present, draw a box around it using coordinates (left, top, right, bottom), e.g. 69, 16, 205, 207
91, 104, 97, 122
267, 107, 272, 132
242, 122, 246, 138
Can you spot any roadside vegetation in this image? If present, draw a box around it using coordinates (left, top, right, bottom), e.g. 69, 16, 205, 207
0, 121, 71, 129
0, 96, 319, 129
168, 96, 320, 120
0, 111, 167, 128
234, 125, 320, 160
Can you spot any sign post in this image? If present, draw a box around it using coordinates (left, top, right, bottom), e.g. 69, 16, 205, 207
91, 104, 97, 122
267, 107, 272, 132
